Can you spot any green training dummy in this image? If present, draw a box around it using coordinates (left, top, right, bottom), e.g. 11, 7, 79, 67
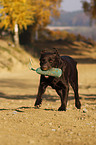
28, 59, 62, 78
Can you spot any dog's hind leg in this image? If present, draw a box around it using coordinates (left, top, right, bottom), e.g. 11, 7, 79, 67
70, 69, 81, 109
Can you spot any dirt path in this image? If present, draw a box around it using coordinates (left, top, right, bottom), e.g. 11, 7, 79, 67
0, 64, 96, 145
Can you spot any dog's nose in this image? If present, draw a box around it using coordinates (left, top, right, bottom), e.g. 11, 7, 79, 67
41, 66, 48, 71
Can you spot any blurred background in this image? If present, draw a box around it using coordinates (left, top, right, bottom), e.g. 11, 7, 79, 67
0, 0, 96, 67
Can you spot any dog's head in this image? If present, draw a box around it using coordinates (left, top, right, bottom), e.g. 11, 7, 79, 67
40, 48, 60, 71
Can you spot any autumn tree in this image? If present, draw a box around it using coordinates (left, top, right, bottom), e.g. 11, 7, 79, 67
0, 0, 35, 46
32, 0, 62, 40
82, 0, 96, 22
0, 0, 62, 44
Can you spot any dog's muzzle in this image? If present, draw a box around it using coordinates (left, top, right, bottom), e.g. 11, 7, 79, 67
41, 66, 49, 71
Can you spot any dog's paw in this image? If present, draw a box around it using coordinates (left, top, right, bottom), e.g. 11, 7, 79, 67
75, 101, 81, 109
34, 104, 41, 109
34, 99, 42, 107
58, 106, 66, 111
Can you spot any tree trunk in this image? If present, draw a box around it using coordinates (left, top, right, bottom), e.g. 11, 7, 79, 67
14, 23, 20, 47
35, 29, 38, 40
35, 24, 39, 40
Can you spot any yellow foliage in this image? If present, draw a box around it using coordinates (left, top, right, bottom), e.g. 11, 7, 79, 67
0, 0, 35, 31
82, 0, 96, 19
0, 0, 62, 32
32, 0, 61, 29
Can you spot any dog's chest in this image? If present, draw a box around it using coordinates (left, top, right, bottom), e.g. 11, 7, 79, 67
47, 78, 64, 89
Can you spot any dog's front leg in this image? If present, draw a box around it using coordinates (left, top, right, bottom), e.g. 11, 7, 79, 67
34, 81, 47, 108
56, 86, 69, 111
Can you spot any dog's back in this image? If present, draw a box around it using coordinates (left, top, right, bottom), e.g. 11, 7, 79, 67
61, 56, 77, 66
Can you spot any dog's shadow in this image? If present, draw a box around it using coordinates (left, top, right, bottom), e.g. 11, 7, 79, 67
0, 106, 32, 112
0, 92, 96, 112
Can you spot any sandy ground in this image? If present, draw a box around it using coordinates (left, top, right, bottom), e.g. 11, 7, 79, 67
0, 64, 96, 145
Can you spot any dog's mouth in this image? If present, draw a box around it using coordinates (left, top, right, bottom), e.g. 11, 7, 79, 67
44, 75, 49, 79
41, 66, 50, 78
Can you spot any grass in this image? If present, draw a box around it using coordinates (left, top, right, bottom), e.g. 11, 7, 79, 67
0, 39, 32, 71
0, 46, 11, 53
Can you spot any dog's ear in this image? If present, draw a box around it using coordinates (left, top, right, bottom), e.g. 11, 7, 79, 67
40, 49, 47, 55
53, 48, 62, 67
53, 48, 59, 56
